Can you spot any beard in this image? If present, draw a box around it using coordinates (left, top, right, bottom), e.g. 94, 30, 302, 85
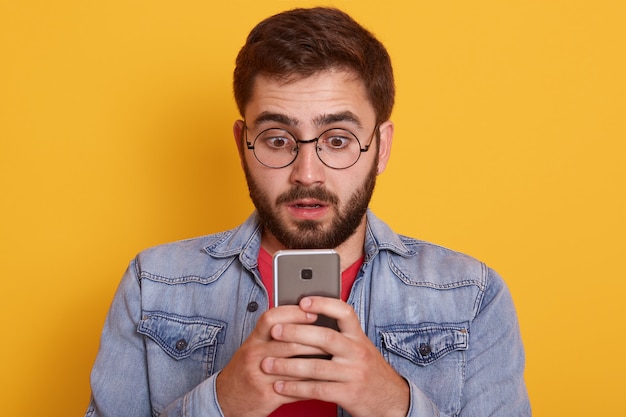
243, 160, 378, 249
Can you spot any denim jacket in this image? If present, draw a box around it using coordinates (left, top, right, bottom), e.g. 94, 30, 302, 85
86, 210, 530, 417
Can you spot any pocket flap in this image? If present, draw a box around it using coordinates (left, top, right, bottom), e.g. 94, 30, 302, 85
138, 311, 226, 360
380, 323, 468, 366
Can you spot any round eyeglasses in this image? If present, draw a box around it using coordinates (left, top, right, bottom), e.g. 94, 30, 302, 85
245, 124, 378, 169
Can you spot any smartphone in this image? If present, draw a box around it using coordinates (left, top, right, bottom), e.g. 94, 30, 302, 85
273, 249, 341, 333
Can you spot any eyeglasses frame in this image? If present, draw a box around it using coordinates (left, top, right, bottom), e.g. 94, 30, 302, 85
244, 122, 379, 170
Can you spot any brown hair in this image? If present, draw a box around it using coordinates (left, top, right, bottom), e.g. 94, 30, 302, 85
233, 7, 395, 123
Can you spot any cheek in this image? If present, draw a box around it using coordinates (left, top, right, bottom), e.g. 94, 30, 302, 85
337, 163, 377, 198
250, 168, 290, 197
328, 174, 359, 197
259, 170, 288, 187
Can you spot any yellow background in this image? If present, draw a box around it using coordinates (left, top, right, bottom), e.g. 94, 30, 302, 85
1, 1, 624, 415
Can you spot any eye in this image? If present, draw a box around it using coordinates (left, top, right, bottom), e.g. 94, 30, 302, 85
266, 136, 290, 149
257, 130, 296, 150
320, 129, 355, 150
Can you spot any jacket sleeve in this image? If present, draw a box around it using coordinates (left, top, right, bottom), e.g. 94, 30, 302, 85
86, 260, 152, 417
85, 260, 227, 417
457, 268, 531, 416
402, 269, 530, 417
158, 372, 224, 416
405, 379, 450, 417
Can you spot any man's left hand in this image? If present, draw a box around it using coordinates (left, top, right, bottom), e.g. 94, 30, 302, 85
260, 296, 410, 417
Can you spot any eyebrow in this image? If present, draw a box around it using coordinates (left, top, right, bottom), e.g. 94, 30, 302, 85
252, 112, 299, 128
251, 111, 363, 130
313, 111, 363, 129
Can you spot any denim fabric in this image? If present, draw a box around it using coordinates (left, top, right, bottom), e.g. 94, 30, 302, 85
86, 210, 530, 417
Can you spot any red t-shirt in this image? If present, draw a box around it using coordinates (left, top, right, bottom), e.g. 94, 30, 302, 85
257, 247, 363, 417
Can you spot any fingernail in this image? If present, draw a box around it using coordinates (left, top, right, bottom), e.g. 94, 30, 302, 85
300, 297, 312, 308
274, 381, 284, 393
272, 324, 283, 338
263, 357, 274, 372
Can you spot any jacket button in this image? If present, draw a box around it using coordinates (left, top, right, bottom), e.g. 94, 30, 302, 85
419, 343, 432, 356
175, 339, 188, 351
247, 301, 259, 312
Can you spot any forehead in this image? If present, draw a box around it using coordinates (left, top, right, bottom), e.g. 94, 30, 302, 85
245, 69, 375, 128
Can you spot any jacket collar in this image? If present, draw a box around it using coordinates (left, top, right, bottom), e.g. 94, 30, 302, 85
363, 210, 415, 262
203, 209, 414, 268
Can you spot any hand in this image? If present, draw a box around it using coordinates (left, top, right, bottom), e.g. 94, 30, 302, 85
261, 297, 410, 417
215, 305, 326, 417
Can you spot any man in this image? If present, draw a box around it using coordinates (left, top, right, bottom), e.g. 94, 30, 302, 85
86, 7, 530, 417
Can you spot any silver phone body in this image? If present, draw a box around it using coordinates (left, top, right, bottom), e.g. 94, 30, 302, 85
273, 249, 341, 333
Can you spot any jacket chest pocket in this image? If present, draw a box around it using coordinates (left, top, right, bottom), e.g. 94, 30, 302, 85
379, 323, 469, 416
137, 311, 226, 408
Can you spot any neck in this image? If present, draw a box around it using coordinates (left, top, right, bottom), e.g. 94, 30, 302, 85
260, 218, 367, 272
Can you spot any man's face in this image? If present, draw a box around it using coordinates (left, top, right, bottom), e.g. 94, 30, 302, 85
234, 69, 392, 250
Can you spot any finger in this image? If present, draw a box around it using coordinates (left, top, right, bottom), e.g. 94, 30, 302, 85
252, 305, 318, 340
263, 356, 348, 382
271, 322, 342, 355
274, 379, 343, 402
263, 339, 330, 360
299, 297, 362, 335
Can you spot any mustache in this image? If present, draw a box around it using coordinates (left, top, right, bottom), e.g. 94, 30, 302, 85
276, 186, 339, 206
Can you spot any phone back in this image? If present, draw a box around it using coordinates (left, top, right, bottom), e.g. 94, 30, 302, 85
273, 249, 341, 307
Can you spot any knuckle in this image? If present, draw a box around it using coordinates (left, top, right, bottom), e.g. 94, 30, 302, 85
312, 358, 329, 376
278, 341, 297, 355
311, 382, 328, 399
240, 347, 257, 364
273, 357, 289, 373
259, 310, 277, 326
352, 366, 368, 382
352, 344, 369, 361
338, 303, 355, 320
322, 327, 338, 345
281, 323, 297, 338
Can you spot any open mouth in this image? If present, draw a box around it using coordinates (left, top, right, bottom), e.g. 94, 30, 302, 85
290, 199, 326, 209
287, 199, 329, 219
293, 203, 324, 208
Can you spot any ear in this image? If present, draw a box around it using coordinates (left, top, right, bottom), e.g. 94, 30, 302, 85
233, 120, 246, 161
375, 120, 394, 175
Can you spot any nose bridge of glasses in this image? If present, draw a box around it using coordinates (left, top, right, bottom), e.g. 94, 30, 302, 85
296, 137, 320, 146
293, 136, 322, 166
297, 132, 358, 169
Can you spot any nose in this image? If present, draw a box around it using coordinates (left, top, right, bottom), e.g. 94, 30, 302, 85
289, 141, 326, 186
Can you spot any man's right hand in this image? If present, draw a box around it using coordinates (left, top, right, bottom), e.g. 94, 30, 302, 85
215, 305, 326, 417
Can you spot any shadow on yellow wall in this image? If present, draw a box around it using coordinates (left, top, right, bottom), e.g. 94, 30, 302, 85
1, 1, 625, 415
